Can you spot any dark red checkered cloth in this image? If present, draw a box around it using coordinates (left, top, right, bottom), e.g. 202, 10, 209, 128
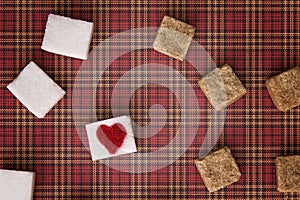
1, 1, 300, 199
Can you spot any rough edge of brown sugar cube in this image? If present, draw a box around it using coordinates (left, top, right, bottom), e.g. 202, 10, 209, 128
276, 155, 300, 193
198, 67, 226, 110
160, 16, 195, 37
198, 64, 246, 110
266, 66, 300, 112
194, 146, 241, 192
153, 16, 195, 61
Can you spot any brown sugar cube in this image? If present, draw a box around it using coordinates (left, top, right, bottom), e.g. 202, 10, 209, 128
194, 146, 241, 192
198, 64, 246, 110
153, 16, 195, 61
276, 156, 300, 192
266, 67, 300, 112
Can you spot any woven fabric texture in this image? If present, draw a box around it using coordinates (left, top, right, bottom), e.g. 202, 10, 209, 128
1, 1, 300, 199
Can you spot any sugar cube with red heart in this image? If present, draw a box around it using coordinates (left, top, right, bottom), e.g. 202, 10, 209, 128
85, 116, 137, 161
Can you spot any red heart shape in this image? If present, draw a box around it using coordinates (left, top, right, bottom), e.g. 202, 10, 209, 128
96, 123, 127, 154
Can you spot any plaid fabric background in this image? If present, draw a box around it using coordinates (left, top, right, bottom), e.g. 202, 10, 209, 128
1, 0, 300, 199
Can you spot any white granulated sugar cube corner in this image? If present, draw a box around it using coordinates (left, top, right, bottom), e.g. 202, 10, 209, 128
0, 169, 35, 200
7, 61, 65, 118
85, 116, 137, 161
41, 13, 93, 60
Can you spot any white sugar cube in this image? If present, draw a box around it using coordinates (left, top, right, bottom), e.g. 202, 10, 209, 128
7, 61, 65, 118
85, 116, 137, 161
41, 13, 93, 60
0, 169, 35, 200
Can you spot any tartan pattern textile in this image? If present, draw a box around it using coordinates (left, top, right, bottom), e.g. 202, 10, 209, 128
1, 0, 300, 199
